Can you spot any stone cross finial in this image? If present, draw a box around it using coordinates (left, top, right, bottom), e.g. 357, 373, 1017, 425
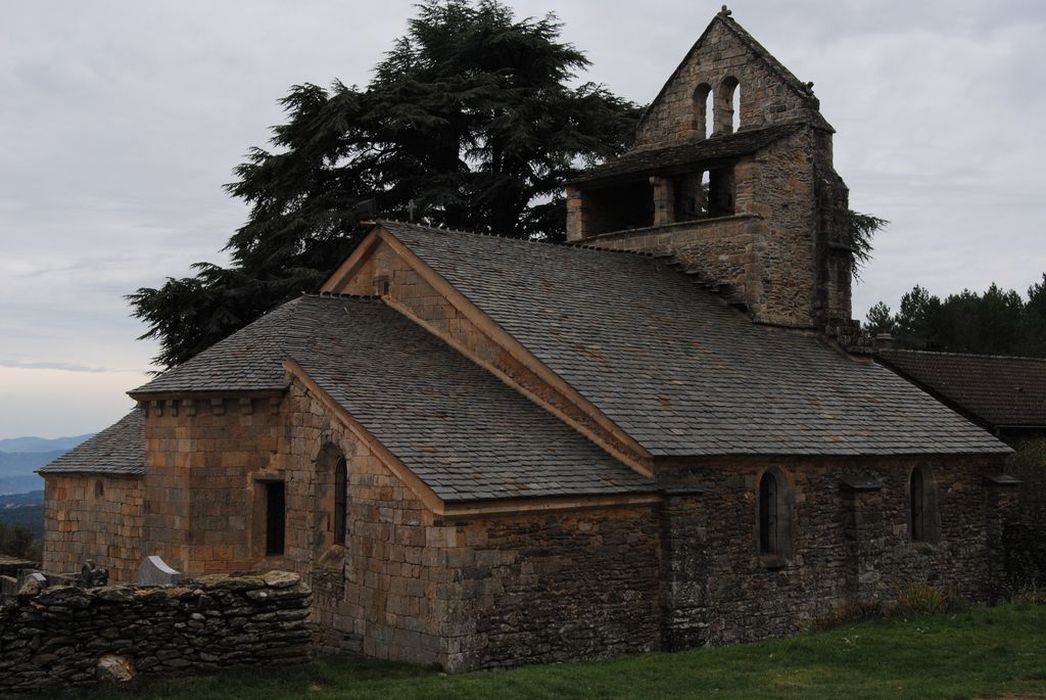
719, 5, 732, 16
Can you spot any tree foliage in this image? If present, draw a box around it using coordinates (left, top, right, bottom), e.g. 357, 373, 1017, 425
130, 0, 643, 368
847, 211, 888, 276
0, 523, 41, 561
865, 274, 1046, 357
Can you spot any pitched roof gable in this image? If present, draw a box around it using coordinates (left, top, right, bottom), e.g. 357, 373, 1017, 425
877, 349, 1046, 429
378, 221, 1009, 457
39, 408, 145, 477
631, 6, 828, 148
133, 295, 654, 502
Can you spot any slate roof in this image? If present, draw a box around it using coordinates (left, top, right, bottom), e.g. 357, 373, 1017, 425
877, 350, 1046, 429
136, 295, 654, 502
39, 409, 145, 477
567, 124, 800, 186
382, 220, 1009, 457
131, 301, 311, 395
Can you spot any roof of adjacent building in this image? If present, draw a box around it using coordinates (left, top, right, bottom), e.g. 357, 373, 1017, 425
877, 349, 1046, 429
382, 221, 1009, 457
39, 409, 145, 477
137, 295, 654, 502
566, 124, 800, 186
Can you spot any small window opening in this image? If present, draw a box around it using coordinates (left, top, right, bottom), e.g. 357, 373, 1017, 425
94, 480, 104, 499
374, 276, 390, 296
707, 167, 736, 217
265, 481, 286, 556
673, 171, 710, 221
715, 76, 740, 135
759, 471, 779, 555
692, 83, 713, 139
579, 180, 654, 236
732, 82, 741, 132
910, 468, 927, 542
334, 457, 347, 547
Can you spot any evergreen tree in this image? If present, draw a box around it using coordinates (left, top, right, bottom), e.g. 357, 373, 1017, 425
865, 301, 895, 335
869, 274, 1046, 357
130, 0, 642, 369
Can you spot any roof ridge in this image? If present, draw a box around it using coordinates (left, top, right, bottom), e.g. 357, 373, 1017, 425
379, 218, 659, 258
880, 348, 1046, 363
305, 291, 380, 301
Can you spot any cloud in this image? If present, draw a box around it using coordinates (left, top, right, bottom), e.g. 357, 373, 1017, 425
0, 360, 140, 374
0, 0, 1044, 437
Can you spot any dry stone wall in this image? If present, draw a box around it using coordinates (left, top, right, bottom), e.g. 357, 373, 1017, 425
0, 570, 310, 694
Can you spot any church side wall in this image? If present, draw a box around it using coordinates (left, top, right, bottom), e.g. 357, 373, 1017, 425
42, 474, 143, 583
436, 506, 663, 671
657, 454, 1006, 646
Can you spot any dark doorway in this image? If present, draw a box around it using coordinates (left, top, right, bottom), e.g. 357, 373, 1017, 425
265, 481, 286, 556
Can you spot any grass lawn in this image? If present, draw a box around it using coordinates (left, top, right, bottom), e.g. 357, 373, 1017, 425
57, 602, 1045, 700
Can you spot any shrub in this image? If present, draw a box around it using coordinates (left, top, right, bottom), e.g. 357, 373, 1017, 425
892, 582, 968, 617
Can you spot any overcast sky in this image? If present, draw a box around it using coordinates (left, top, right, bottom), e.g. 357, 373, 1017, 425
1, 0, 1044, 439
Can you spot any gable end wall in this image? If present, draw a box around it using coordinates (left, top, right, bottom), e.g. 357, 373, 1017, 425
636, 19, 819, 150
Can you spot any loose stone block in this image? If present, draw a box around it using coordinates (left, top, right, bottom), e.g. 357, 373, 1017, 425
138, 555, 182, 586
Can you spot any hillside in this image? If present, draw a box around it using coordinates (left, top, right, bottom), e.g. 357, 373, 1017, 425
0, 431, 95, 495
0, 434, 93, 453
0, 450, 65, 494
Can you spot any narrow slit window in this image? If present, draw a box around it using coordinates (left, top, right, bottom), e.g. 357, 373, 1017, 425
334, 457, 347, 547
759, 471, 779, 555
910, 468, 926, 542
265, 481, 286, 556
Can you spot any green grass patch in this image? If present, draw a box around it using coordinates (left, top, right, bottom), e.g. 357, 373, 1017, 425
53, 603, 1046, 700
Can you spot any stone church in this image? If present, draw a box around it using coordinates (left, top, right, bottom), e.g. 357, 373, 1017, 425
42, 9, 1018, 671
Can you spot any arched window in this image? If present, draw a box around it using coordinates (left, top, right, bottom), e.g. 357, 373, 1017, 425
692, 83, 713, 139
314, 442, 348, 551
334, 456, 347, 547
910, 468, 927, 541
757, 468, 793, 563
758, 471, 779, 555
715, 76, 740, 135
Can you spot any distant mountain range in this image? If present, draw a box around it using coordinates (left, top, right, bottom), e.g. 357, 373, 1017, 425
0, 432, 95, 495
0, 434, 93, 453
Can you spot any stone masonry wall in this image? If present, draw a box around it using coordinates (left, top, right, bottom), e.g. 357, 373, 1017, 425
0, 570, 310, 694
1002, 437, 1046, 587
274, 378, 664, 670
655, 453, 1007, 645
635, 16, 820, 150
274, 378, 446, 665
142, 396, 284, 578
437, 506, 662, 671
583, 129, 827, 328
43, 474, 143, 583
